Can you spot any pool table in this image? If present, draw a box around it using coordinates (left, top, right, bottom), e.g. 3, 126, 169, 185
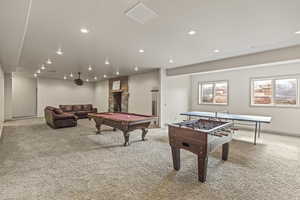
88, 112, 156, 146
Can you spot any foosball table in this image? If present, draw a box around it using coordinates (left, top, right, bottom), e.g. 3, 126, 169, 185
168, 119, 233, 182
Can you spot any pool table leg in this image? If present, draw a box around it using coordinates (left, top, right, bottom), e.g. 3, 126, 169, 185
123, 131, 130, 146
95, 124, 102, 134
142, 128, 148, 141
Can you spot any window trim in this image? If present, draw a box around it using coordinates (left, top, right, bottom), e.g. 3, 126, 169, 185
198, 80, 229, 106
250, 76, 299, 108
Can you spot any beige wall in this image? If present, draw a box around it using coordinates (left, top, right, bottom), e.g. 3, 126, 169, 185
93, 80, 109, 112
33, 71, 160, 117
93, 71, 160, 116
128, 71, 160, 115
91, 70, 185, 126
0, 65, 4, 123
159, 68, 167, 126
166, 75, 191, 124
12, 73, 37, 117
4, 73, 12, 120
191, 61, 300, 136
37, 77, 95, 117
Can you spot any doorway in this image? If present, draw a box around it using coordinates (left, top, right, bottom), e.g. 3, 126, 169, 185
113, 92, 122, 112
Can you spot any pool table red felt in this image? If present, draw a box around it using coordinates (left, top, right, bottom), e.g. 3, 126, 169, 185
88, 112, 156, 146
89, 112, 153, 122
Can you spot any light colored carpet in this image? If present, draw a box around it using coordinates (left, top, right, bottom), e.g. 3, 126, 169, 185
0, 118, 299, 200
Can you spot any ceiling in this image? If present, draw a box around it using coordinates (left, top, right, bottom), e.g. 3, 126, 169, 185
1, 0, 300, 81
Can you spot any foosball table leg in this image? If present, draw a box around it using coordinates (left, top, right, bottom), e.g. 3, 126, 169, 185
198, 156, 208, 182
171, 147, 180, 170
222, 143, 229, 161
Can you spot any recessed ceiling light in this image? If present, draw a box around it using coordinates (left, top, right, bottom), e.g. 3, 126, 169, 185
116, 71, 120, 75
46, 59, 52, 65
139, 49, 144, 53
105, 60, 110, 65
188, 30, 196, 35
169, 59, 174, 63
37, 69, 41, 74
88, 65, 92, 71
64, 76, 67, 80
70, 73, 73, 77
134, 66, 139, 71
34, 73, 37, 78
94, 76, 97, 80
41, 64, 45, 70
80, 28, 89, 33
103, 74, 107, 78
86, 79, 89, 82
214, 49, 220, 53
295, 30, 300, 34
56, 48, 63, 55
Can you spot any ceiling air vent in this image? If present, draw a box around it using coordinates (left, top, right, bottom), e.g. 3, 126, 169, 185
125, 2, 158, 24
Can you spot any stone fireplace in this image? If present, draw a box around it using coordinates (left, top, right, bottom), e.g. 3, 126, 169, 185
108, 76, 129, 112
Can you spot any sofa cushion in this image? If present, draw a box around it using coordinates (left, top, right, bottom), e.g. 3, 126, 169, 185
59, 105, 73, 112
75, 111, 89, 115
82, 104, 92, 111
72, 105, 82, 111
54, 119, 77, 128
54, 108, 64, 114
53, 113, 76, 120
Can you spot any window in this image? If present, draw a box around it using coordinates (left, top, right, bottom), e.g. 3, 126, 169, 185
274, 79, 297, 105
199, 81, 228, 105
201, 83, 214, 103
251, 77, 298, 106
252, 80, 272, 105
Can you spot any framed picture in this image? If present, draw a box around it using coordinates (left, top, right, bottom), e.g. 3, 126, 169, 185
112, 80, 121, 90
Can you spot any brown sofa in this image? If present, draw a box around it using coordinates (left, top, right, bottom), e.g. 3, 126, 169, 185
44, 106, 78, 128
59, 104, 97, 119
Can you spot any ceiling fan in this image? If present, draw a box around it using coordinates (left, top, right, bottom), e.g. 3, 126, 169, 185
74, 72, 84, 86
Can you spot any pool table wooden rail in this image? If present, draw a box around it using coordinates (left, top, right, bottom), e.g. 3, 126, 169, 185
88, 112, 157, 146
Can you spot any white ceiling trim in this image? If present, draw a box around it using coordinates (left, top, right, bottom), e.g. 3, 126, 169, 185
188, 59, 300, 77
167, 45, 300, 76
16, 0, 33, 67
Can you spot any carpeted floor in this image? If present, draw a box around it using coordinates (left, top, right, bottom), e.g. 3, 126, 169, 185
0, 118, 299, 200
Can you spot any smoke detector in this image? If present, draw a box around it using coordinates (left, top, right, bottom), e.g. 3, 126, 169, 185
125, 2, 158, 24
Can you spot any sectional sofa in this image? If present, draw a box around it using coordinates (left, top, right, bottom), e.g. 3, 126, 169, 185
44, 104, 98, 129
59, 104, 97, 119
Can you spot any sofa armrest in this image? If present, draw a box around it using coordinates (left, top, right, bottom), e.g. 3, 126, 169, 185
73, 115, 79, 120
92, 108, 98, 113
53, 113, 77, 120
44, 109, 55, 126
